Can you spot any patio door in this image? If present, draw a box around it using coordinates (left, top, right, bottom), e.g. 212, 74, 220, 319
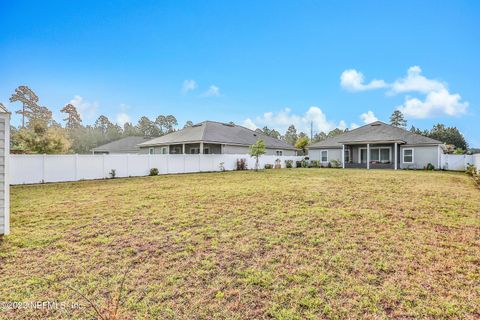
360, 149, 367, 163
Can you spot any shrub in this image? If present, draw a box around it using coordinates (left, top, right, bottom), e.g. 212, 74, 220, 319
285, 160, 293, 168
236, 158, 247, 170
466, 164, 477, 176
330, 160, 341, 168
296, 161, 302, 168
309, 160, 320, 168
274, 159, 282, 169
109, 169, 116, 179
149, 168, 159, 176
264, 164, 273, 169
426, 163, 435, 171
219, 162, 225, 172
301, 160, 308, 168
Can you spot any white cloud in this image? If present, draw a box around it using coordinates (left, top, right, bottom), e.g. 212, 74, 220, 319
341, 66, 469, 119
201, 85, 221, 97
69, 95, 98, 122
116, 113, 131, 126
243, 107, 350, 134
340, 69, 387, 92
390, 66, 445, 94
181, 79, 198, 94
360, 110, 378, 124
397, 89, 468, 119
242, 118, 257, 130
350, 123, 360, 129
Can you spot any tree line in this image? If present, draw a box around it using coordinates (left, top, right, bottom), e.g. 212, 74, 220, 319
7, 86, 193, 154
4, 85, 469, 154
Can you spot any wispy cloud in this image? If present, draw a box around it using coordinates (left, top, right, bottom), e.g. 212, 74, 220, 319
243, 107, 356, 134
181, 79, 198, 94
201, 85, 221, 97
68, 95, 99, 122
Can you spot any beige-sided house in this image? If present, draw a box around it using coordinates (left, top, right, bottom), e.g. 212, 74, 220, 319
138, 121, 297, 156
309, 121, 445, 170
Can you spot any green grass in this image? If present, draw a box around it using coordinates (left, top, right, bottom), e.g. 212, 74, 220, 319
1, 169, 479, 319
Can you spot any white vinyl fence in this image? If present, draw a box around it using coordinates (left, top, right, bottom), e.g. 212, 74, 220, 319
440, 154, 478, 171
10, 154, 304, 185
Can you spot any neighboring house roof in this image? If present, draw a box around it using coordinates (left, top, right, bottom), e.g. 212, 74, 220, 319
91, 136, 153, 153
138, 121, 297, 150
309, 121, 443, 149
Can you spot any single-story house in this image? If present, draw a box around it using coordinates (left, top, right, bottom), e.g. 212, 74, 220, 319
138, 121, 298, 156
309, 121, 445, 170
91, 136, 152, 154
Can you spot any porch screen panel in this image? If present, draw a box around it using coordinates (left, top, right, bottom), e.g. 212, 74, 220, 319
380, 149, 390, 162
370, 149, 380, 161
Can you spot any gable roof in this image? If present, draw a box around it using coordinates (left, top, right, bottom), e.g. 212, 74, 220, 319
138, 121, 297, 150
91, 136, 152, 153
309, 121, 442, 149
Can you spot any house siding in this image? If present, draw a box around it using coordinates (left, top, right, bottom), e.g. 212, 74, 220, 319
400, 145, 439, 169
141, 144, 296, 156
0, 113, 9, 235
309, 148, 342, 163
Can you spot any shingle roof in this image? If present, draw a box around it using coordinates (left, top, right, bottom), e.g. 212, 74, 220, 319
91, 136, 152, 153
138, 121, 297, 150
309, 121, 442, 149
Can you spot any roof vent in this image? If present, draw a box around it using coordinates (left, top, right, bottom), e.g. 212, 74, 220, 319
192, 124, 203, 127
253, 133, 257, 137
222, 123, 235, 127
370, 123, 381, 126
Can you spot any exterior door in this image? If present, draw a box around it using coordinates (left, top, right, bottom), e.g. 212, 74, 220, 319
360, 149, 367, 163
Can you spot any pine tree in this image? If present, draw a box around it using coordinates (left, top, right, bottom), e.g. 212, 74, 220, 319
61, 103, 82, 129
284, 125, 298, 145
390, 110, 407, 128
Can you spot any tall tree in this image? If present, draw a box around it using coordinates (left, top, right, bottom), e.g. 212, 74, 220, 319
390, 110, 407, 128
327, 128, 344, 138
428, 124, 467, 150
284, 125, 298, 145
137, 116, 159, 137
61, 103, 82, 129
183, 120, 194, 128
9, 85, 39, 128
123, 122, 140, 136
261, 126, 281, 139
94, 115, 112, 134
311, 131, 327, 143
165, 115, 178, 133
13, 121, 71, 154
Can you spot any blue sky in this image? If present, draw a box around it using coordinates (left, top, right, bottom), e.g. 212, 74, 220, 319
1, 1, 479, 146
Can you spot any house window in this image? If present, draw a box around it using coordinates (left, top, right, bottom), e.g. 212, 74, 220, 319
321, 150, 328, 162
344, 149, 350, 163
204, 147, 210, 154
190, 148, 200, 154
160, 147, 168, 154
403, 148, 414, 163
276, 150, 283, 156
149, 148, 154, 155
360, 147, 391, 163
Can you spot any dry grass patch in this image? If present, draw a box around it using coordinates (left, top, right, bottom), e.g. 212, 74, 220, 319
1, 169, 479, 319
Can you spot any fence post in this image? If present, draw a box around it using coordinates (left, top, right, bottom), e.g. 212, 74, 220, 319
75, 154, 79, 181
102, 154, 106, 178
1, 107, 10, 235
42, 154, 46, 183
126, 154, 130, 177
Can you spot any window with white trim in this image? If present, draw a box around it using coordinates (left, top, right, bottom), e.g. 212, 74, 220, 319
403, 148, 414, 163
160, 147, 168, 154
276, 150, 283, 156
190, 147, 200, 154
204, 147, 210, 154
149, 148, 154, 155
321, 150, 328, 162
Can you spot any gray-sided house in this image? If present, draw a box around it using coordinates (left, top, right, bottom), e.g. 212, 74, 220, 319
0, 105, 10, 235
309, 121, 444, 170
91, 136, 152, 154
138, 121, 297, 156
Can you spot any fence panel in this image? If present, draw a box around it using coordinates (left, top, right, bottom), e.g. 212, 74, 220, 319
441, 154, 473, 171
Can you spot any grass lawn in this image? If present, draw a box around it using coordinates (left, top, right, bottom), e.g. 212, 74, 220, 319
1, 169, 479, 319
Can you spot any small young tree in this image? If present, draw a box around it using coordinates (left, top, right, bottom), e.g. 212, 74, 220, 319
295, 136, 309, 155
249, 139, 266, 171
